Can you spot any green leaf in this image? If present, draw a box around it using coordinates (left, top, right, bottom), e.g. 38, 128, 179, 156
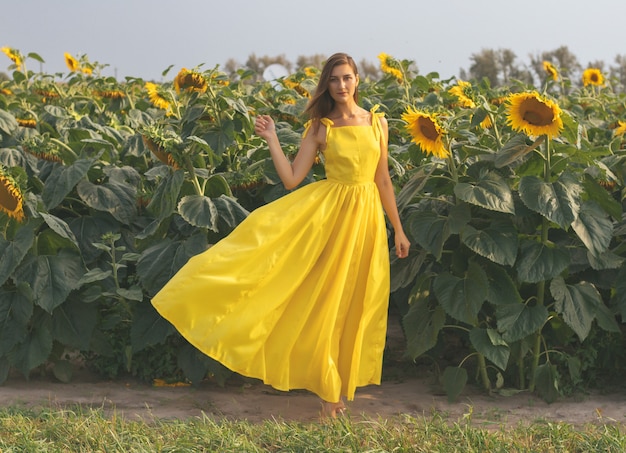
447, 203, 472, 234
68, 214, 120, 263
407, 211, 450, 261
516, 240, 569, 284
205, 174, 233, 198
582, 174, 622, 220
469, 328, 510, 371
78, 268, 112, 285
14, 250, 86, 313
494, 134, 537, 168
131, 302, 175, 353
147, 169, 185, 219
550, 277, 600, 342
571, 201, 613, 257
461, 220, 518, 266
116, 287, 144, 302
433, 262, 488, 324
77, 178, 137, 224
518, 173, 581, 228
588, 250, 624, 271
534, 363, 560, 403
11, 325, 53, 378
442, 366, 467, 403
178, 195, 219, 232
0, 285, 33, 355
390, 249, 428, 292
496, 303, 549, 343
454, 171, 515, 214
42, 157, 96, 210
177, 344, 210, 385
52, 359, 73, 383
0, 109, 18, 135
212, 195, 249, 232
136, 234, 208, 296
396, 165, 436, 211
483, 261, 522, 305
39, 212, 78, 247
0, 222, 35, 286
402, 275, 446, 360
51, 298, 98, 350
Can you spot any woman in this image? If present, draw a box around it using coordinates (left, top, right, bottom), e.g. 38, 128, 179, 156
152, 52, 410, 418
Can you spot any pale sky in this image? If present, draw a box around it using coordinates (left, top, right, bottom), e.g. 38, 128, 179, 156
2, 0, 625, 81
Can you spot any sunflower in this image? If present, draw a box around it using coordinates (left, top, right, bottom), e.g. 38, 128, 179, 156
506, 91, 563, 138
1, 47, 23, 70
0, 167, 25, 222
142, 135, 180, 169
304, 66, 317, 78
614, 120, 626, 137
401, 107, 449, 158
145, 82, 172, 112
94, 89, 125, 99
174, 68, 208, 94
17, 118, 37, 128
448, 80, 475, 108
64, 52, 79, 72
582, 68, 604, 86
378, 53, 403, 83
542, 61, 558, 81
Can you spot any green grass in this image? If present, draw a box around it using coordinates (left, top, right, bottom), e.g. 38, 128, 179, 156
0, 407, 624, 452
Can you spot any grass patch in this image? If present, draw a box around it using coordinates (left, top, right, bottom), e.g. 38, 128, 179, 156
0, 406, 624, 452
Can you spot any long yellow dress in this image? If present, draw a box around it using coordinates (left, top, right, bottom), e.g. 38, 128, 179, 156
151, 107, 390, 402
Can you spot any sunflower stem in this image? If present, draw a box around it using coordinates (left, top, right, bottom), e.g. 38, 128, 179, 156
528, 136, 551, 392
183, 155, 203, 196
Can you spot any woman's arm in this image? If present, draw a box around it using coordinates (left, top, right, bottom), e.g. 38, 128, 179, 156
254, 115, 321, 190
373, 116, 411, 258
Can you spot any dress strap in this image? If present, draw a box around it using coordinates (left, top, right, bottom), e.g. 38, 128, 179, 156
302, 118, 334, 141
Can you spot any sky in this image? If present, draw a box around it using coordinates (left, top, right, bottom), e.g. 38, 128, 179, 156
2, 0, 626, 82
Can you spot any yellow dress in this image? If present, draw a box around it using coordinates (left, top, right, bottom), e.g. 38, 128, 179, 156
151, 107, 390, 402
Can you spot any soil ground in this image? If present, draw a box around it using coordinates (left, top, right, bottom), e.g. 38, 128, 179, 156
1, 316, 625, 427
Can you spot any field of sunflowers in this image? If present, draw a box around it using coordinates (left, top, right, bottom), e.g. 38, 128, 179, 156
1, 47, 626, 401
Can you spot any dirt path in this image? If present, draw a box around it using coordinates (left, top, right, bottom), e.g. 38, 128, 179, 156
1, 371, 625, 426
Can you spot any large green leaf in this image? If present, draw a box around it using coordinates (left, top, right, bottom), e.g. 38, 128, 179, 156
610, 265, 626, 319
582, 174, 622, 220
407, 211, 450, 261
483, 261, 522, 305
571, 201, 613, 257
178, 195, 219, 231
147, 169, 185, 219
496, 303, 549, 342
550, 277, 600, 342
454, 171, 515, 214
68, 214, 120, 263
494, 134, 540, 168
177, 344, 211, 385
442, 366, 467, 403
402, 275, 446, 360
534, 363, 560, 403
13, 250, 86, 313
136, 233, 208, 296
518, 173, 581, 228
77, 178, 137, 224
396, 165, 436, 211
212, 195, 249, 232
131, 302, 175, 353
469, 328, 510, 371
433, 262, 488, 324
51, 297, 98, 350
390, 249, 427, 292
0, 109, 18, 134
447, 202, 471, 235
0, 285, 33, 355
515, 239, 569, 283
0, 222, 35, 286
205, 174, 233, 198
11, 324, 53, 378
460, 220, 518, 266
39, 212, 79, 247
42, 157, 96, 210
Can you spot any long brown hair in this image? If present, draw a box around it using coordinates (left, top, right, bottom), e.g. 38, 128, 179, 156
303, 53, 359, 131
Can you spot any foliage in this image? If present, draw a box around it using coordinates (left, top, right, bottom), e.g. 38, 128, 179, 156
1, 50, 626, 404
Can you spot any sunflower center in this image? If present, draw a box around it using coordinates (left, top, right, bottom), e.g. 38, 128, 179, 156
418, 117, 439, 141
0, 180, 19, 211
521, 98, 554, 126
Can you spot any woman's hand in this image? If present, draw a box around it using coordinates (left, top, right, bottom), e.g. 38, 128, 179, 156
254, 115, 277, 141
394, 230, 410, 259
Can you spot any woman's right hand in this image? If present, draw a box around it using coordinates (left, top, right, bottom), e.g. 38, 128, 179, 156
254, 115, 276, 141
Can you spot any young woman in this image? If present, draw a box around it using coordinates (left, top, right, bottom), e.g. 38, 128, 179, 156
152, 52, 410, 419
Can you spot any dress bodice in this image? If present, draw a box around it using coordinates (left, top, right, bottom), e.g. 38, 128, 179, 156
305, 107, 384, 184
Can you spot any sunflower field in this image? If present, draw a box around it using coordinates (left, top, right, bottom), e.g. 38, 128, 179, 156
1, 48, 626, 402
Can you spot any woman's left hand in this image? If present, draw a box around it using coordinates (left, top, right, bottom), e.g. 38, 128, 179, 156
395, 231, 410, 259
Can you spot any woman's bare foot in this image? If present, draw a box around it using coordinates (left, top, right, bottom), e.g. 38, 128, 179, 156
320, 399, 346, 419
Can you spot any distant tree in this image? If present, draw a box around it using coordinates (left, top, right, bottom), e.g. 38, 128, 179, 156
466, 48, 529, 86
530, 46, 581, 85
468, 48, 500, 85
295, 54, 326, 70
0, 71, 8, 81
610, 54, 626, 92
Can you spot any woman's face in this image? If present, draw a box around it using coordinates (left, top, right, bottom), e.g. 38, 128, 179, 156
327, 63, 358, 104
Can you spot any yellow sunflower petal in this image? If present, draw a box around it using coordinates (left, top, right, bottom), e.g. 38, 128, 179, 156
401, 106, 449, 158
0, 169, 25, 222
582, 68, 604, 86
506, 91, 563, 138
